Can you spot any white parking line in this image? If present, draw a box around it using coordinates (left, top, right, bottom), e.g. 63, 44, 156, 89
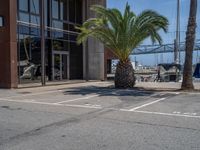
128, 98, 166, 111
0, 98, 60, 105
159, 92, 180, 95
133, 110, 200, 119
2, 90, 61, 99
62, 104, 102, 109
55, 95, 99, 104
0, 98, 102, 109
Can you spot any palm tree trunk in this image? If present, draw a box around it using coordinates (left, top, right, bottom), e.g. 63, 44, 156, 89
115, 60, 135, 88
181, 0, 197, 90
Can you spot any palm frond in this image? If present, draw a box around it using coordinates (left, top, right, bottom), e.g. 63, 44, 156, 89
77, 3, 169, 62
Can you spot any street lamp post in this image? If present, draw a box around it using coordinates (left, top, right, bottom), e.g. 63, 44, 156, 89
175, 0, 181, 82
175, 0, 181, 64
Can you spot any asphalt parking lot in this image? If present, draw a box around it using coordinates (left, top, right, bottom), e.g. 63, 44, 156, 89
0, 82, 200, 150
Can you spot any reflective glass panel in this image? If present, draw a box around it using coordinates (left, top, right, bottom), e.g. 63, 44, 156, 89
19, 12, 29, 22
31, 15, 40, 25
52, 0, 59, 19
30, 0, 40, 14
19, 0, 28, 11
52, 20, 63, 29
69, 0, 75, 22
62, 0, 68, 21
76, 0, 82, 24
0, 17, 3, 27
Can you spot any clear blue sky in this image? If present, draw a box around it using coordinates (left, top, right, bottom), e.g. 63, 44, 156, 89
107, 0, 200, 66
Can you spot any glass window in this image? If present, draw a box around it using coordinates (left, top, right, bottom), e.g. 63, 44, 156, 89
69, 33, 77, 42
52, 0, 59, 19
52, 40, 63, 51
63, 23, 69, 31
19, 0, 29, 11
30, 36, 41, 65
45, 0, 48, 26
18, 25, 30, 35
63, 41, 70, 51
69, 24, 76, 32
52, 40, 69, 51
52, 31, 64, 39
31, 15, 40, 25
30, 0, 40, 14
76, 0, 82, 24
62, 0, 68, 21
60, 0, 63, 20
18, 34, 31, 62
52, 20, 63, 29
19, 12, 30, 22
69, 0, 75, 22
0, 17, 3, 27
30, 27, 40, 36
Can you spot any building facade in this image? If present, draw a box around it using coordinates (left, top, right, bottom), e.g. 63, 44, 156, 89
0, 0, 105, 88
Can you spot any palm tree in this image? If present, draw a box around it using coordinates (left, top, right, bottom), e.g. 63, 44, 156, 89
77, 3, 168, 88
181, 0, 197, 90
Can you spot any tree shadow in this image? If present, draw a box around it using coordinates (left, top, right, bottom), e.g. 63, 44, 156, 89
62, 86, 155, 97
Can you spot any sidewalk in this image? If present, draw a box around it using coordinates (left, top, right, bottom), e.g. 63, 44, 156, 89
0, 81, 199, 97
11, 81, 112, 93
135, 82, 200, 91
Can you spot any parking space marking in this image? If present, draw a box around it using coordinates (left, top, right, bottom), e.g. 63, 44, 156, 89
0, 98, 60, 105
133, 110, 200, 119
159, 92, 180, 95
1, 94, 200, 119
2, 90, 61, 99
173, 111, 197, 116
0, 98, 103, 109
0, 98, 102, 109
128, 98, 166, 111
55, 95, 99, 104
62, 104, 102, 109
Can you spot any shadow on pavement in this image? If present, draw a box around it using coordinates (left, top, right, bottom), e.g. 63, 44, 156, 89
62, 86, 155, 97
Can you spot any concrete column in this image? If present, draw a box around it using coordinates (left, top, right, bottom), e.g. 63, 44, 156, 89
0, 0, 18, 88
83, 0, 106, 80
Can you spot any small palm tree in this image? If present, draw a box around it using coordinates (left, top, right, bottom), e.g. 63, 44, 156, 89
77, 3, 168, 88
181, 0, 197, 90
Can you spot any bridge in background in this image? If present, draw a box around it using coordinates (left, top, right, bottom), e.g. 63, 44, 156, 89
132, 39, 200, 55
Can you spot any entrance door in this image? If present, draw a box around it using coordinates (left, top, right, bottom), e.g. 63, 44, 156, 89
52, 51, 69, 80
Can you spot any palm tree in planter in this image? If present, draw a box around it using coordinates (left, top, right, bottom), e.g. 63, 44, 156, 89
77, 3, 168, 88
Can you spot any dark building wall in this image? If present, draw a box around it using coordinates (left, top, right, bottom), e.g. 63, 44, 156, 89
0, 0, 18, 88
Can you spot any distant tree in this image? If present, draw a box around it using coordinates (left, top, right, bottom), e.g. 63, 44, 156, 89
77, 3, 168, 88
181, 0, 197, 90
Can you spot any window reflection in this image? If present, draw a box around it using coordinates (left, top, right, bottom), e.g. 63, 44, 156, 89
52, 0, 59, 19
30, 27, 40, 36
17, 0, 84, 83
19, 0, 28, 11
76, 0, 82, 24
52, 20, 63, 29
69, 0, 75, 22
30, 0, 40, 14
18, 34, 42, 82
31, 15, 40, 25
52, 40, 69, 51
19, 13, 29, 22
